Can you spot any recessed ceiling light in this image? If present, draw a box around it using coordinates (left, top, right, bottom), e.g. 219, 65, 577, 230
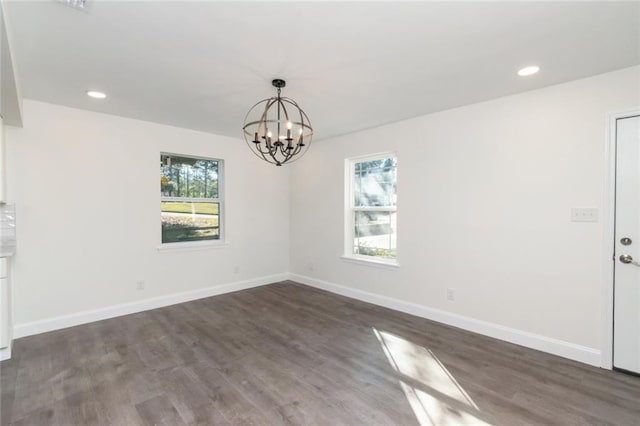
517, 66, 540, 77
86, 91, 107, 99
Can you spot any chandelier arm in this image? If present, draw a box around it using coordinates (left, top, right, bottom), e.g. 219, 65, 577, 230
286, 147, 296, 160
256, 135, 309, 165
285, 147, 311, 164
259, 142, 273, 154
252, 133, 278, 164
291, 143, 303, 156
243, 108, 273, 164
288, 112, 312, 162
244, 111, 279, 165
280, 148, 293, 164
285, 137, 310, 163
287, 143, 300, 160
254, 143, 272, 156
258, 143, 281, 166
267, 147, 282, 165
247, 143, 277, 165
258, 148, 274, 164
279, 144, 290, 158
283, 137, 313, 164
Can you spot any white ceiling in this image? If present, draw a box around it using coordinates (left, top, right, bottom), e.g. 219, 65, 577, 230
5, 1, 640, 140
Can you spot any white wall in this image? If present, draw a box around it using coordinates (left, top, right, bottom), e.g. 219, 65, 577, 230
6, 67, 640, 365
6, 100, 289, 326
290, 66, 640, 356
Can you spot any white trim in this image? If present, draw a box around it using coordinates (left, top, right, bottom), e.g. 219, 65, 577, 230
13, 273, 288, 339
340, 255, 399, 270
289, 273, 602, 367
347, 151, 399, 162
10, 272, 602, 367
352, 206, 397, 212
161, 196, 221, 203
345, 152, 398, 262
344, 157, 353, 258
602, 108, 640, 369
0, 342, 11, 361
160, 153, 225, 245
157, 240, 230, 252
0, 248, 15, 257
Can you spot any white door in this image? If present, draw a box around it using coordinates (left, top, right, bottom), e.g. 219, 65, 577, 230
0, 258, 7, 349
614, 114, 640, 374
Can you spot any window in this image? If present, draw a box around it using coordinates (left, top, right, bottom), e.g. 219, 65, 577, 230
346, 153, 397, 263
160, 154, 223, 244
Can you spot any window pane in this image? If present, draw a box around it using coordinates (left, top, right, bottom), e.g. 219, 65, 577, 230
353, 211, 397, 259
354, 157, 397, 207
161, 156, 219, 199
161, 201, 220, 243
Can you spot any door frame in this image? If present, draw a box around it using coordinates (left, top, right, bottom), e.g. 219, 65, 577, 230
602, 108, 640, 369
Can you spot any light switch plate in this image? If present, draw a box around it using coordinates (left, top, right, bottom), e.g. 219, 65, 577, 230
571, 207, 598, 222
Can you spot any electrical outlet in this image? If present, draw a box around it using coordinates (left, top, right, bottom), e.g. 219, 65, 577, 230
308, 262, 315, 272
233, 266, 240, 274
447, 288, 455, 301
570, 208, 598, 222
136, 280, 145, 291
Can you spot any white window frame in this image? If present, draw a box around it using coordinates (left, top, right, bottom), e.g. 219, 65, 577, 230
343, 152, 398, 267
159, 152, 225, 250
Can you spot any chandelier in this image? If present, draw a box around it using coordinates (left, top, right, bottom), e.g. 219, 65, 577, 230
243, 79, 313, 166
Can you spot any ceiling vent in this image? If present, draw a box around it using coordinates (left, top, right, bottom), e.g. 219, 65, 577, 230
57, 0, 88, 11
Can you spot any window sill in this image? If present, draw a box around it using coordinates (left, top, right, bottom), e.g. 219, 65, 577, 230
340, 255, 399, 270
157, 241, 229, 253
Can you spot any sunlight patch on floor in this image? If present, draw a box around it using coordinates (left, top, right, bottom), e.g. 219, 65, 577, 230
374, 328, 493, 426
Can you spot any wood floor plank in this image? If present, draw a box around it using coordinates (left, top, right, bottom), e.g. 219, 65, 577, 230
2, 281, 639, 425
135, 394, 186, 426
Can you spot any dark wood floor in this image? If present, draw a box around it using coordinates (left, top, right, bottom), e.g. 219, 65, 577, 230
1, 281, 639, 425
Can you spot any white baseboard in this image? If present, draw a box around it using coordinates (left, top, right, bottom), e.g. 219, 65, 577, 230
289, 273, 602, 367
13, 273, 288, 340
10, 272, 603, 368
0, 343, 11, 361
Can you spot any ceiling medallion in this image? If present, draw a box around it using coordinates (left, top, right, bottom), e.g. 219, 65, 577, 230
242, 79, 313, 166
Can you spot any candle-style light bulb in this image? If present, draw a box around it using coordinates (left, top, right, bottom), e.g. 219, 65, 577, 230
266, 130, 272, 147
286, 121, 292, 140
